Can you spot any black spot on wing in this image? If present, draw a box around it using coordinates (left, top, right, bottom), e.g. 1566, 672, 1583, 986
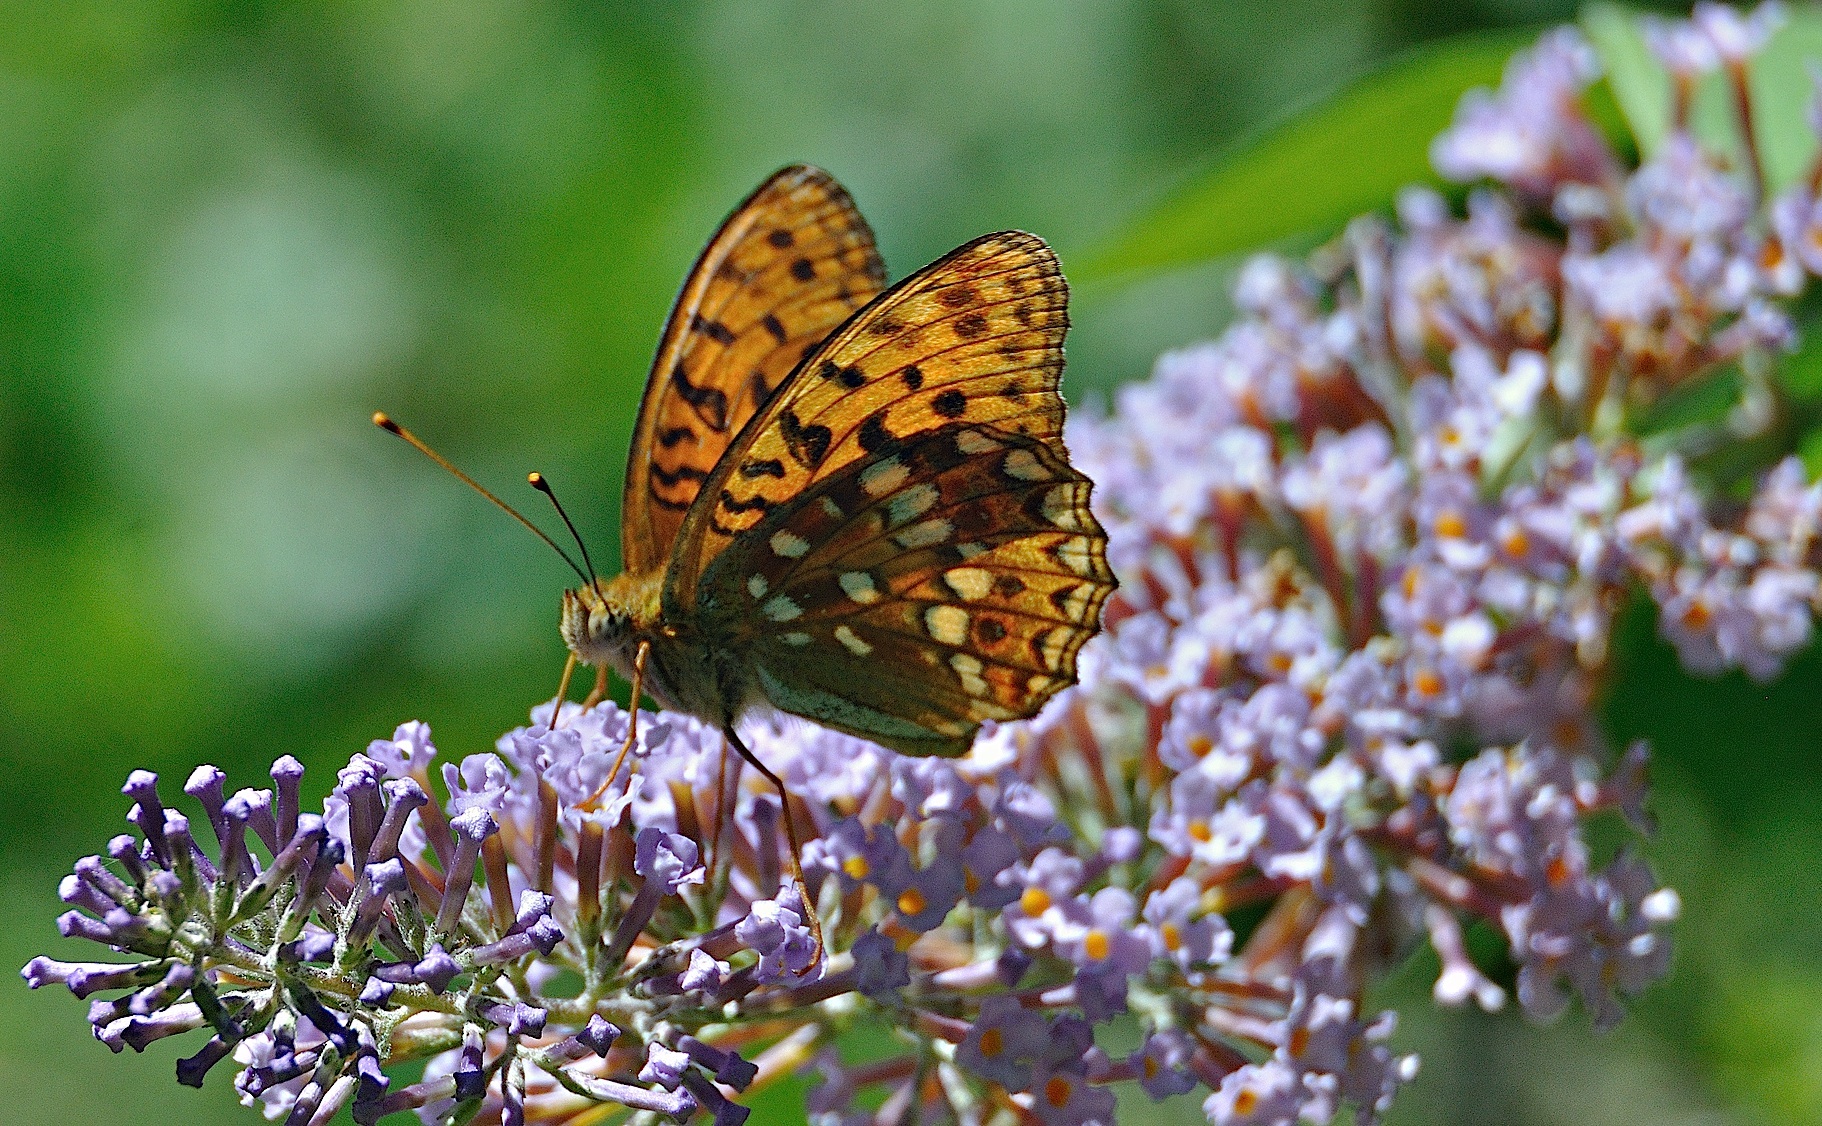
780, 409, 833, 468
653, 463, 709, 488
818, 359, 866, 389
672, 361, 730, 431
691, 314, 736, 345
857, 412, 899, 454
719, 489, 776, 515
739, 458, 786, 479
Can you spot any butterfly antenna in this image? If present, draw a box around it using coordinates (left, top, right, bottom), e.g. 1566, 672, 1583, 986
528, 472, 599, 585
373, 412, 590, 585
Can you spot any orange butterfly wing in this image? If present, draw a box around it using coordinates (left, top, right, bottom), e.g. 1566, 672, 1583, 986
666, 231, 1073, 593
665, 232, 1113, 756
620, 165, 885, 573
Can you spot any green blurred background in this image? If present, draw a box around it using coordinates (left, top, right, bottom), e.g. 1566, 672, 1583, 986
5, 2, 1819, 1123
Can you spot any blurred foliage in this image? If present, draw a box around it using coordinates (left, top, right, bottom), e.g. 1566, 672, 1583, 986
3, 2, 1819, 1125
1585, 0, 1822, 185
1071, 31, 1535, 282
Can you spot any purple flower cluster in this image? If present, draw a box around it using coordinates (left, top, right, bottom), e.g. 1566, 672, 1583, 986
23, 8, 1822, 1125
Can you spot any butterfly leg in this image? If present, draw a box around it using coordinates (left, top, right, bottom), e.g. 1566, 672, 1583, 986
706, 741, 738, 880
582, 641, 650, 811
722, 726, 824, 975
581, 662, 611, 709
547, 651, 578, 729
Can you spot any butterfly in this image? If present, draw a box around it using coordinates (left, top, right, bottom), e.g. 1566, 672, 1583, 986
387, 165, 1115, 962
562, 163, 1113, 763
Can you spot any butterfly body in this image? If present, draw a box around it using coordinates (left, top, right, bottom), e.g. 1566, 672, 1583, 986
563, 570, 760, 731
566, 165, 1115, 759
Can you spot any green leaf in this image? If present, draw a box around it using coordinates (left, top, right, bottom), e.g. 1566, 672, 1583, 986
1634, 366, 1743, 436
1581, 2, 1671, 155
1780, 319, 1822, 403
1582, 2, 1822, 191
1070, 30, 1535, 286
1748, 8, 1822, 192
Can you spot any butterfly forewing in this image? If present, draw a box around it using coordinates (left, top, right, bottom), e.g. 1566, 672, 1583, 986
664, 231, 1070, 600
621, 165, 885, 573
696, 423, 1113, 757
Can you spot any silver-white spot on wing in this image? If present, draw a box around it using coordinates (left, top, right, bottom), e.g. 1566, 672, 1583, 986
834, 624, 873, 656
894, 518, 954, 550
860, 456, 909, 498
770, 530, 811, 559
763, 595, 804, 622
839, 571, 881, 604
924, 604, 969, 646
942, 567, 993, 601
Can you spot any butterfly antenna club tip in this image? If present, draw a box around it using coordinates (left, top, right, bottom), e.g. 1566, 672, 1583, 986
528, 471, 600, 584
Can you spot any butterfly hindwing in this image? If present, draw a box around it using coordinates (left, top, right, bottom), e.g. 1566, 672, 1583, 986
621, 165, 885, 573
694, 418, 1113, 757
664, 231, 1070, 600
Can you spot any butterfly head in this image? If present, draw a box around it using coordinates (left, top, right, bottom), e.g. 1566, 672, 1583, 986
560, 570, 663, 671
